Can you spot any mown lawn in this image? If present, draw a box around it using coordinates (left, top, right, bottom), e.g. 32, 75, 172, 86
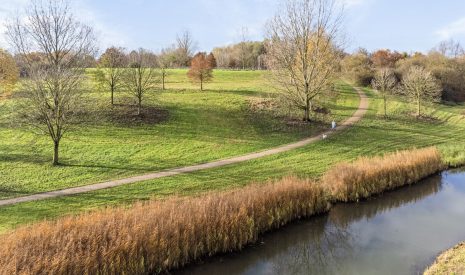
0, 81, 464, 233
0, 69, 356, 200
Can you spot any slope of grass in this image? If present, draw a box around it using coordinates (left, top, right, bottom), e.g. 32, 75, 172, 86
0, 69, 355, 199
0, 85, 463, 233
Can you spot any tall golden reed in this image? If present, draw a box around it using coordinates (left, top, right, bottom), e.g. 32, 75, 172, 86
323, 147, 445, 202
0, 178, 329, 275
0, 147, 446, 274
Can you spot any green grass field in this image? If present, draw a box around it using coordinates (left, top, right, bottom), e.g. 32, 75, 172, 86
0, 69, 354, 199
0, 70, 464, 233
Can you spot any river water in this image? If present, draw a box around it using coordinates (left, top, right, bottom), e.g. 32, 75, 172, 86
177, 169, 465, 275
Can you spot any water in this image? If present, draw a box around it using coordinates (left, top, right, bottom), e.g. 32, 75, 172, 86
177, 169, 465, 275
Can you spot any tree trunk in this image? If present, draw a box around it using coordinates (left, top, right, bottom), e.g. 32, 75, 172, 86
417, 97, 421, 117
111, 88, 114, 105
162, 74, 165, 90
200, 79, 203, 91
137, 96, 142, 116
52, 140, 59, 166
303, 99, 311, 122
384, 95, 387, 118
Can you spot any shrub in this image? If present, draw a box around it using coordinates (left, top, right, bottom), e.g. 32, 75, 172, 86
341, 50, 375, 87
0, 177, 330, 275
323, 147, 445, 202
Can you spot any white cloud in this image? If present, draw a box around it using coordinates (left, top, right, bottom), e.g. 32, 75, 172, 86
436, 17, 465, 40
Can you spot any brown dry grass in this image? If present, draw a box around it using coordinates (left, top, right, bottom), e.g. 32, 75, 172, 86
0, 147, 446, 274
424, 242, 465, 275
0, 177, 329, 275
323, 147, 445, 202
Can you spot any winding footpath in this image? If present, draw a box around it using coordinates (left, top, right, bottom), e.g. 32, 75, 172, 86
0, 88, 368, 207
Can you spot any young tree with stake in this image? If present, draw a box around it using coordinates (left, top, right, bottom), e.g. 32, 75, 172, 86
188, 52, 214, 91
371, 68, 397, 117
7, 0, 96, 165
123, 49, 160, 116
157, 52, 172, 90
97, 47, 127, 105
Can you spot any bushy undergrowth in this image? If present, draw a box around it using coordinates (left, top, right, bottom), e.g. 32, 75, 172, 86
0, 177, 329, 275
0, 147, 447, 274
323, 147, 445, 202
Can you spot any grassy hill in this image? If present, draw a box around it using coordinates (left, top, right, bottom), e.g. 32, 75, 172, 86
0, 69, 464, 233
0, 69, 356, 199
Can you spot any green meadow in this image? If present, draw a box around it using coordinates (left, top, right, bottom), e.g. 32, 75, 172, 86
0, 69, 354, 199
0, 69, 464, 233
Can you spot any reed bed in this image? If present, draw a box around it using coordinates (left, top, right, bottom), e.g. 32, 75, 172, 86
0, 177, 330, 275
0, 147, 447, 274
323, 147, 445, 202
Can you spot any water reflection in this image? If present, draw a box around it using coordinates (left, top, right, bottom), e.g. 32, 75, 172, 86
176, 170, 465, 275
329, 174, 442, 227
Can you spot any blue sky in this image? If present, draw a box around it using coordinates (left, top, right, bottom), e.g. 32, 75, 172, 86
1, 0, 465, 54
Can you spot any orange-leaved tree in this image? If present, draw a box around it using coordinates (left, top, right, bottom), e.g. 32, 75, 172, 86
0, 49, 19, 94
188, 52, 214, 91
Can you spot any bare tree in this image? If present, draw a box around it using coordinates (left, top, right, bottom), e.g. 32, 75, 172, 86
6, 0, 96, 165
158, 48, 173, 90
97, 46, 127, 105
436, 39, 464, 58
123, 48, 160, 115
401, 66, 441, 117
238, 27, 249, 70
371, 68, 396, 117
176, 31, 196, 67
266, 0, 344, 122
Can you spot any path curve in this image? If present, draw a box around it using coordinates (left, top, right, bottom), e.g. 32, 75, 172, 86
0, 88, 368, 207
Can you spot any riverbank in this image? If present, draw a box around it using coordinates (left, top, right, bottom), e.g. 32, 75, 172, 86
425, 242, 465, 274
181, 168, 465, 275
0, 147, 447, 274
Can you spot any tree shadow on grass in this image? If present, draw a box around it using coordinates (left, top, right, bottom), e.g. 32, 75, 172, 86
59, 162, 154, 172
213, 89, 274, 98
0, 152, 48, 164
77, 104, 171, 127
0, 187, 34, 199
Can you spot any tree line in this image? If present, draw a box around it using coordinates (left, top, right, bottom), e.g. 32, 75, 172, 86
95, 47, 216, 109
212, 41, 266, 70
340, 45, 465, 118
